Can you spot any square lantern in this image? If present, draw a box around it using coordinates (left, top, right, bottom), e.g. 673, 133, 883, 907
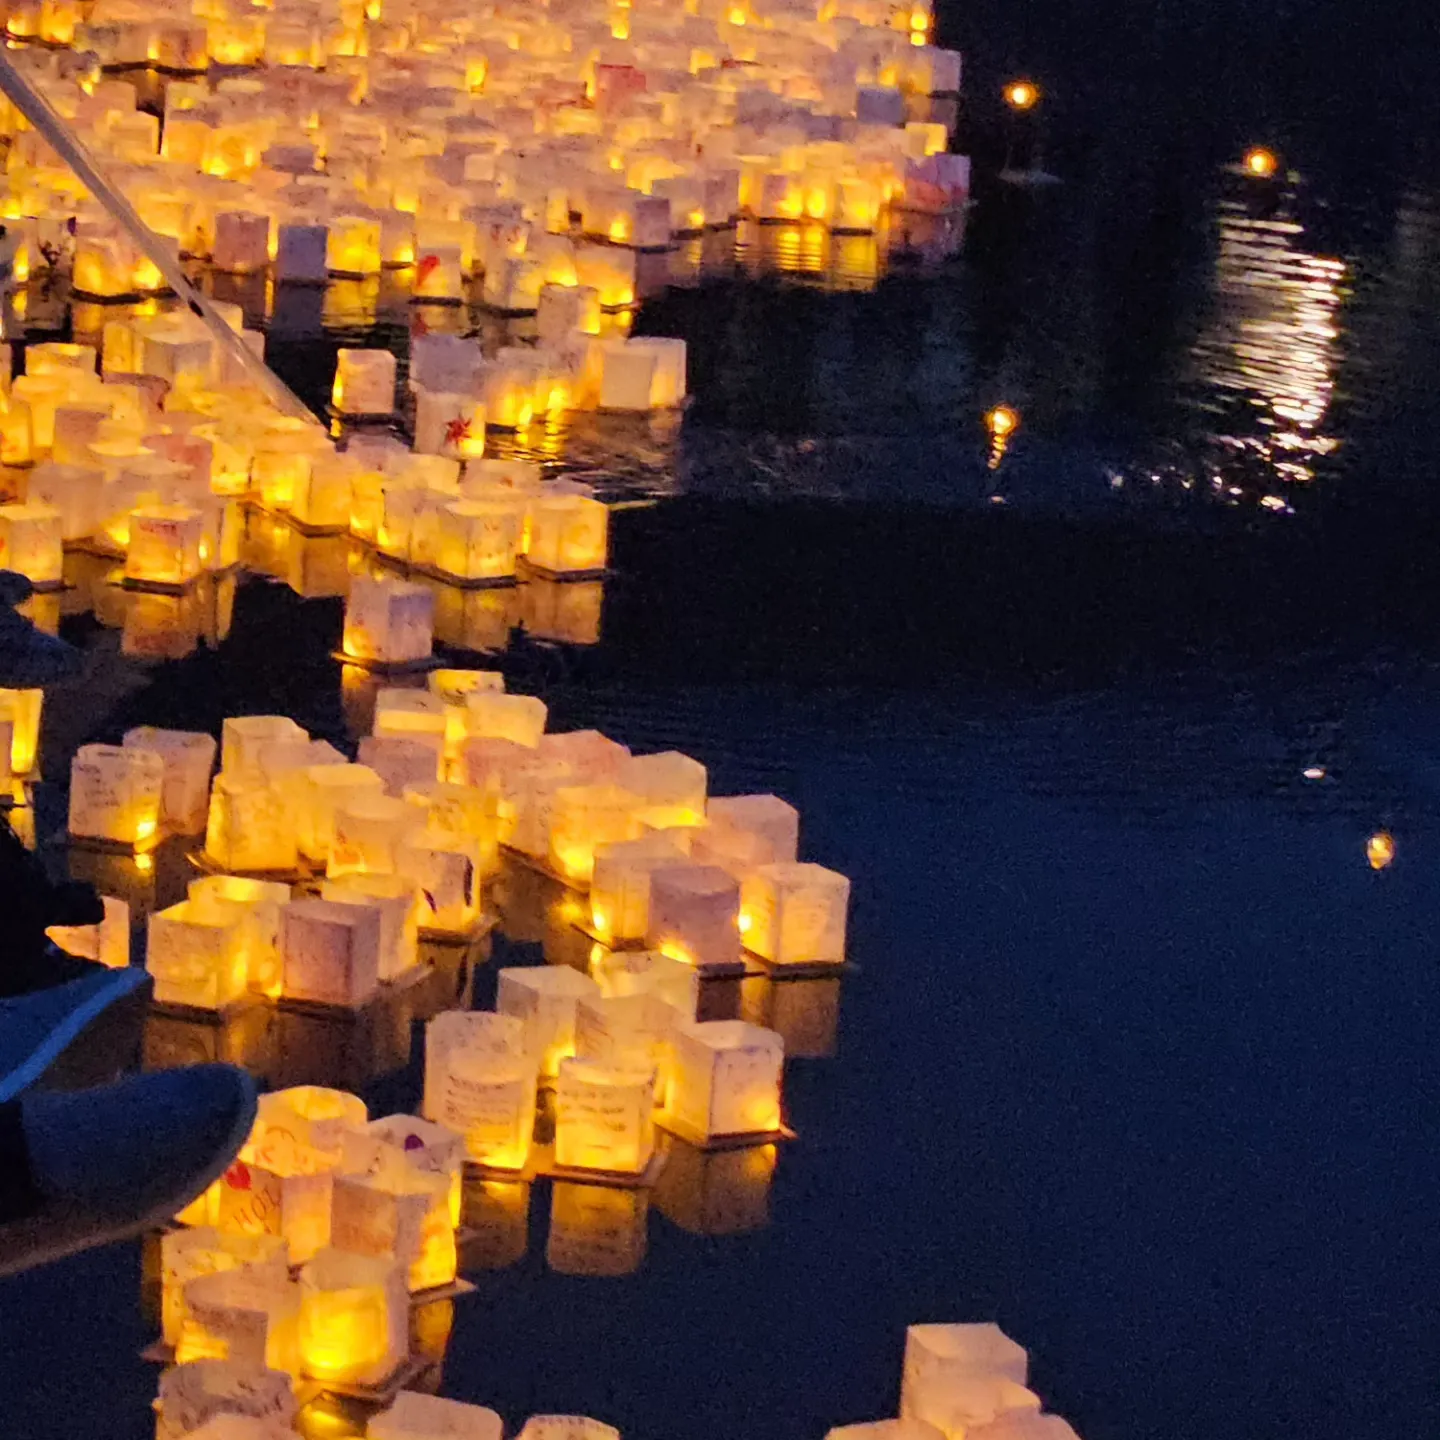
189, 875, 290, 997
69, 742, 165, 850
426, 499, 523, 583
0, 688, 41, 776
697, 794, 800, 870
203, 776, 299, 875
575, 991, 681, 1092
496, 966, 601, 1078
589, 836, 688, 945
622, 752, 707, 830
397, 831, 483, 935
126, 505, 207, 588
161, 1227, 288, 1347
357, 735, 443, 798
737, 861, 851, 966
280, 898, 383, 1008
321, 874, 419, 982
26, 462, 103, 544
155, 1358, 297, 1440
901, 1325, 1031, 1414
275, 222, 329, 285
47, 894, 131, 971
374, 689, 449, 767
221, 715, 308, 780
327, 217, 382, 278
547, 782, 643, 887
148, 897, 253, 1011
212, 212, 272, 274
902, 1374, 1044, 1440
402, 782, 501, 877
590, 948, 699, 1019
536, 284, 601, 346
413, 390, 487, 461
554, 1059, 656, 1175
343, 575, 435, 666
826, 1425, 948, 1440
463, 691, 547, 748
215, 1159, 334, 1268
331, 1164, 455, 1293
177, 1265, 303, 1379
344, 1115, 465, 1228
370, 1393, 503, 1440
545, 1185, 648, 1280
327, 793, 417, 878
296, 763, 386, 866
332, 348, 396, 417
53, 406, 112, 468
291, 454, 357, 534
251, 1086, 367, 1172
645, 863, 741, 971
525, 492, 608, 576
123, 726, 216, 836
0, 503, 63, 587
424, 1011, 526, 1123
298, 1249, 407, 1387
666, 1020, 784, 1139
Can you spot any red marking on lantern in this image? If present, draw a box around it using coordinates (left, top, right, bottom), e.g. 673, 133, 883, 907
416, 253, 441, 286
224, 1161, 251, 1190
443, 416, 471, 448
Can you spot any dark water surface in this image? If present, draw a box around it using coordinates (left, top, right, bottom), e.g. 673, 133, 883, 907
2, 3, 1440, 1439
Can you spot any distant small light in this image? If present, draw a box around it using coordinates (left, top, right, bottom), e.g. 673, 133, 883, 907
988, 494, 1007, 505
1244, 147, 1279, 178
986, 404, 1019, 438
1366, 832, 1396, 871
1004, 80, 1039, 110
1302, 766, 1325, 780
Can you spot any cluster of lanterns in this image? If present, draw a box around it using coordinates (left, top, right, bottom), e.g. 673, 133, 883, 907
0, 0, 968, 290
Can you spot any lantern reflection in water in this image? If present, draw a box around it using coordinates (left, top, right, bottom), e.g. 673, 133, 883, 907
546, 1182, 648, 1277
739, 974, 841, 1058
459, 1175, 530, 1270
653, 1136, 776, 1236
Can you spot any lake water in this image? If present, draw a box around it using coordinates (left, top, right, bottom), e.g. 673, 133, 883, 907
1, 3, 1439, 1439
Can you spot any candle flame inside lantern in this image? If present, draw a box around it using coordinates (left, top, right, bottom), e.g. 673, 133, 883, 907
1245, 147, 1279, 178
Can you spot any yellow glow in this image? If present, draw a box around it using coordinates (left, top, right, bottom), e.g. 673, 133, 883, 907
135, 852, 154, 875
737, 911, 754, 935
608, 215, 632, 243
1245, 147, 1279, 179
987, 405, 1019, 438
727, 4, 747, 22
1004, 80, 1039, 110
658, 940, 696, 968
1366, 832, 1395, 871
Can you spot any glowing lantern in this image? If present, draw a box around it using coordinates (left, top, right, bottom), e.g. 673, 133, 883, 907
1367, 832, 1395, 870
357, 735, 443, 799
901, 1374, 1043, 1439
321, 874, 420, 981
826, 1424, 944, 1440
901, 1324, 1030, 1416
178, 1266, 303, 1379
331, 1163, 455, 1293
426, 498, 524, 583
296, 762, 386, 866
68, 742, 164, 850
370, 1393, 504, 1440
291, 452, 357, 532
374, 689, 448, 754
0, 503, 63, 586
1244, 147, 1279, 179
589, 947, 699, 1018
738, 862, 850, 966
621, 751, 707, 829
188, 875, 290, 997
643, 863, 742, 972
0, 688, 43, 777
203, 776, 299, 875
537, 284, 602, 345
665, 1020, 784, 1139
327, 216, 383, 278
496, 965, 601, 1077
547, 782, 644, 885
342, 575, 435, 666
545, 1186, 648, 1279
423, 1012, 533, 1160
221, 716, 307, 781
575, 990, 681, 1092
332, 348, 397, 416
274, 222, 329, 284
413, 245, 468, 303
297, 1248, 407, 1386
695, 794, 800, 873
155, 1359, 297, 1440
212, 212, 272, 274
253, 1086, 367, 1171
430, 668, 504, 704
554, 1059, 656, 1174
147, 896, 253, 1011
280, 896, 383, 1007
121, 727, 215, 836
160, 1227, 288, 1346
463, 691, 547, 750
327, 793, 419, 876
47, 894, 131, 971
26, 462, 103, 543
1003, 80, 1039, 110
397, 830, 483, 934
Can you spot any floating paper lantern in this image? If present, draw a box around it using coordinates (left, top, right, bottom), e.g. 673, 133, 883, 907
738, 862, 850, 967
331, 1163, 455, 1293
548, 782, 644, 886
327, 793, 418, 877
902, 1374, 1044, 1440
69, 742, 165, 850
645, 863, 741, 971
588, 836, 688, 944
345, 1115, 465, 1227
26, 461, 103, 543
357, 734, 443, 798
177, 1265, 303, 1379
826, 1424, 945, 1440
0, 503, 63, 586
370, 1393, 504, 1440
496, 965, 601, 1078
123, 726, 216, 835
160, 1227, 288, 1347
524, 491, 608, 576
125, 504, 207, 587
290, 453, 358, 533
545, 1187, 648, 1279
298, 1248, 407, 1386
252, 1086, 367, 1172
203, 776, 298, 875
574, 990, 680, 1096
589, 947, 699, 1019
343, 574, 435, 666
155, 1359, 297, 1440
696, 793, 801, 872
275, 221, 329, 285
321, 873, 419, 981
463, 690, 546, 748
0, 687, 42, 778
296, 762, 387, 865
212, 212, 272, 274
332, 347, 396, 416
148, 896, 253, 1011
281, 897, 383, 1007
397, 830, 483, 934
221, 715, 308, 780
554, 1058, 656, 1174
46, 893, 131, 970
901, 1325, 1030, 1413
665, 1020, 784, 1139
188, 875, 290, 997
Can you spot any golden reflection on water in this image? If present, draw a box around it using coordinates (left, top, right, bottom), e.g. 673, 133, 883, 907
1194, 193, 1346, 491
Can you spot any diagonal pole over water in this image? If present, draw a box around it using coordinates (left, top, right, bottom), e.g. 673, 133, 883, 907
0, 49, 317, 425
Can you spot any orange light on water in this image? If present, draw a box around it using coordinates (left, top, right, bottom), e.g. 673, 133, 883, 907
1245, 147, 1279, 178
986, 405, 1019, 438
1004, 80, 1039, 110
1366, 832, 1395, 871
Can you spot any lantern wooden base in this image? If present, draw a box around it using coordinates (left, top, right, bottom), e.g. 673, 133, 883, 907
328, 405, 396, 426
331, 649, 441, 676
407, 1275, 476, 1307
147, 991, 268, 1023
294, 1351, 431, 1405
410, 294, 466, 308
654, 1112, 796, 1152
273, 956, 433, 1017
517, 557, 612, 584
407, 561, 519, 592
745, 949, 854, 980
262, 502, 351, 539
69, 826, 170, 856
501, 843, 588, 893
188, 846, 317, 886
417, 910, 498, 947
460, 1151, 541, 1184
532, 1141, 668, 1191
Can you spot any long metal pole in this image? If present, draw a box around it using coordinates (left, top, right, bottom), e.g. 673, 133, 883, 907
0, 49, 318, 425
